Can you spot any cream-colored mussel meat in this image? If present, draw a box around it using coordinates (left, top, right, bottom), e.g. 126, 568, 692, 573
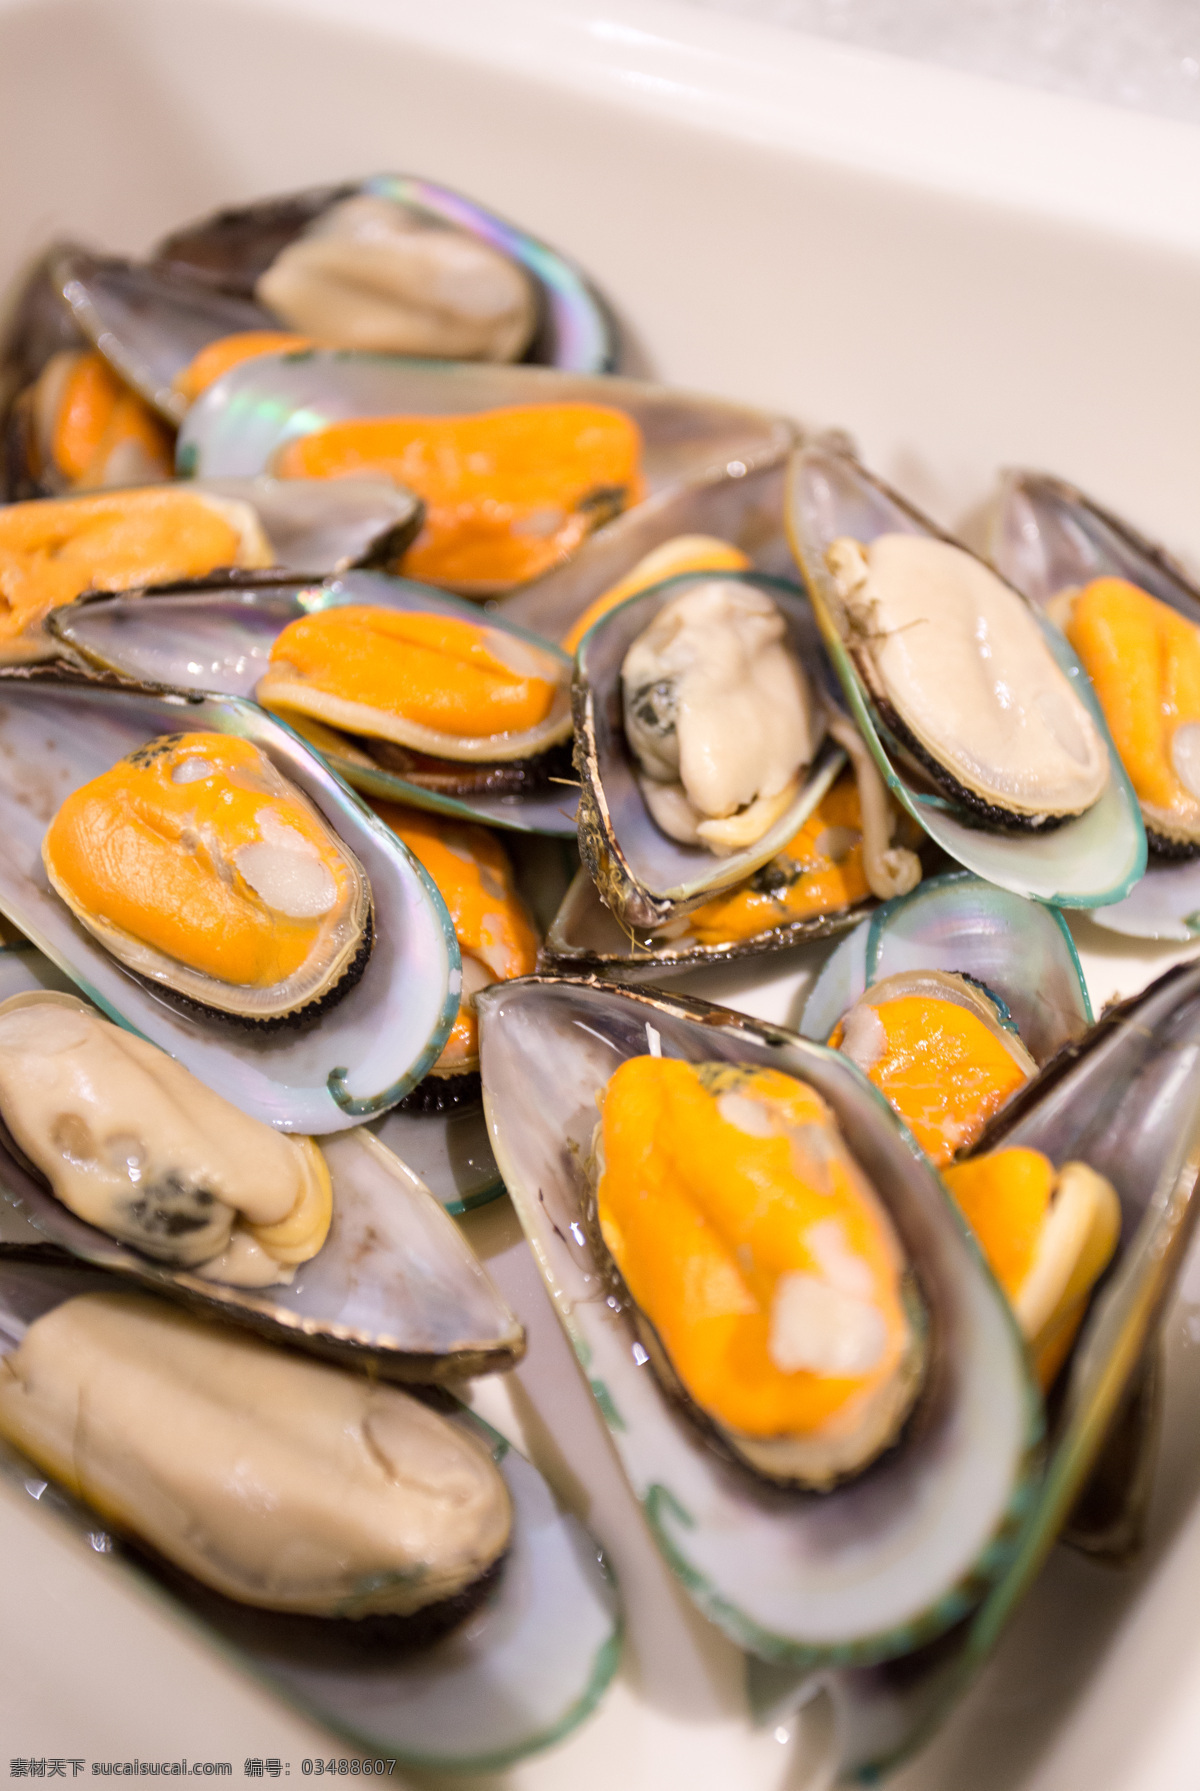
0, 993, 330, 1287
622, 580, 819, 854
0, 1290, 511, 1616
825, 534, 1109, 825
256, 193, 537, 361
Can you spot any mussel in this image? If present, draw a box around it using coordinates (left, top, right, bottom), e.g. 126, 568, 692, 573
0, 675, 459, 1132
479, 976, 1039, 1665
786, 446, 1145, 907
43, 728, 374, 1028
152, 174, 618, 374
541, 764, 879, 978
802, 874, 1117, 1396
0, 991, 330, 1284
0, 989, 524, 1378
0, 1284, 512, 1612
0, 1258, 621, 1767
0, 484, 272, 663
822, 957, 1200, 1781
573, 569, 920, 932
367, 801, 539, 1110
176, 357, 793, 574
593, 1053, 927, 1489
991, 469, 1200, 939
52, 571, 581, 835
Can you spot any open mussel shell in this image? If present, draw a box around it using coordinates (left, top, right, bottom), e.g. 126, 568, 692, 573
176, 352, 793, 500
786, 447, 1146, 908
504, 454, 794, 643
0, 1259, 621, 1769
0, 672, 459, 1132
479, 976, 1040, 1667
810, 956, 1200, 1779
51, 570, 579, 836
541, 856, 872, 981
49, 243, 275, 424
800, 870, 1093, 1062
991, 469, 1200, 940
0, 1095, 523, 1381
153, 172, 619, 376
574, 570, 848, 931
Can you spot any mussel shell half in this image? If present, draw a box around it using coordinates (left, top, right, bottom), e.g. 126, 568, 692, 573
991, 469, 1200, 941
479, 975, 1040, 1667
821, 956, 1200, 1781
50, 244, 275, 423
573, 570, 848, 930
0, 672, 459, 1132
0, 1259, 621, 1769
540, 860, 872, 981
800, 871, 1093, 1065
50, 571, 579, 836
176, 353, 794, 502
503, 456, 794, 643
153, 173, 619, 376
0, 1096, 523, 1380
786, 448, 1146, 908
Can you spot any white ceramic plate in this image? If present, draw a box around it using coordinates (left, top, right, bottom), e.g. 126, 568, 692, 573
5, 0, 1200, 1785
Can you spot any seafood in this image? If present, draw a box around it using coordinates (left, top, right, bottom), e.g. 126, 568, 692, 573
274, 401, 646, 594
0, 992, 329, 1286
0, 1259, 619, 1768
0, 485, 272, 663
369, 801, 538, 1108
256, 192, 538, 361
1053, 578, 1200, 855
574, 570, 920, 931
822, 960, 1200, 1782
256, 603, 573, 787
620, 580, 816, 854
0, 679, 458, 1132
176, 355, 793, 536
593, 1056, 926, 1488
47, 574, 580, 836
153, 174, 617, 373
942, 1149, 1120, 1388
829, 971, 1036, 1168
17, 348, 173, 492
800, 872, 1093, 1070
542, 765, 876, 977
801, 876, 1111, 1379
480, 976, 1039, 1665
0, 1018, 524, 1378
43, 730, 373, 1028
0, 1287, 511, 1615
988, 469, 1200, 937
786, 446, 1145, 906
822, 531, 1108, 828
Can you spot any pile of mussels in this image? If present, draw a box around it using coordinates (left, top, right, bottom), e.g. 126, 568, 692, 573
2, 171, 1199, 1775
